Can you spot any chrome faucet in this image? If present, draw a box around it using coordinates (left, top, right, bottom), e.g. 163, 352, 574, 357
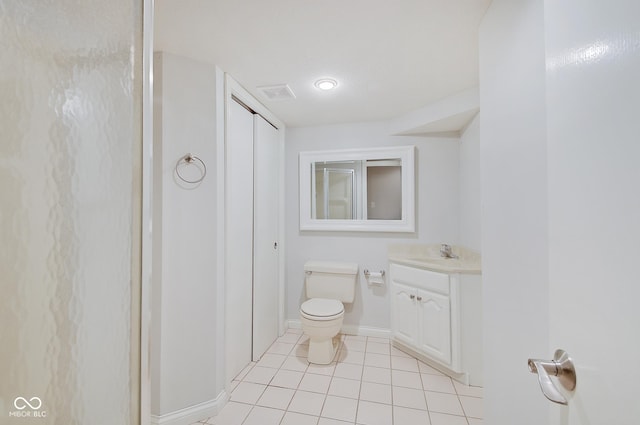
440, 244, 458, 259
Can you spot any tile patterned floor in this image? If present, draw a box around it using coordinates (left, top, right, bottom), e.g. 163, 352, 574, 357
193, 329, 483, 425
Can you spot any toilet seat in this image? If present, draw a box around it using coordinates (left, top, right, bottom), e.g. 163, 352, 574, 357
300, 298, 344, 321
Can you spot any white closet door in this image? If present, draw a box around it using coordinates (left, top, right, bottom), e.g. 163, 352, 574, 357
226, 100, 254, 380
252, 114, 280, 360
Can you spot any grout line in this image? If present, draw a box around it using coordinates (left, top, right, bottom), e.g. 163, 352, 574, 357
386, 336, 396, 425
355, 334, 367, 424
215, 333, 482, 425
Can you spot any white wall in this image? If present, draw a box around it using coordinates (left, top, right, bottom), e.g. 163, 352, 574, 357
285, 121, 461, 330
459, 113, 481, 251
152, 52, 223, 421
479, 1, 549, 423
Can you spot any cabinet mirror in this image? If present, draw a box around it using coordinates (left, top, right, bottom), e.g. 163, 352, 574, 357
299, 146, 415, 232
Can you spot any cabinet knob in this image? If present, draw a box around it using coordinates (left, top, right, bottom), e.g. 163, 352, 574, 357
417, 296, 423, 301
410, 294, 415, 300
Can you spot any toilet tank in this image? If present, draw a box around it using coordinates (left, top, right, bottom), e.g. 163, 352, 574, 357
304, 261, 358, 303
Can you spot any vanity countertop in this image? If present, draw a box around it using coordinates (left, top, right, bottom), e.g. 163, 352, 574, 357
388, 244, 482, 274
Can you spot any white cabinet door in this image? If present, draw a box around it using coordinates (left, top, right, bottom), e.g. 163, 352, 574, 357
417, 289, 451, 366
391, 281, 418, 347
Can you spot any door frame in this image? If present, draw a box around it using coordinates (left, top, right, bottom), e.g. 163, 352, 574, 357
140, 0, 154, 423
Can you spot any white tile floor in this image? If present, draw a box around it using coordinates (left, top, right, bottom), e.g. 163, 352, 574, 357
193, 329, 483, 425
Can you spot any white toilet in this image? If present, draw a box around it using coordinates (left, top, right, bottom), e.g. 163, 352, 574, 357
300, 260, 358, 364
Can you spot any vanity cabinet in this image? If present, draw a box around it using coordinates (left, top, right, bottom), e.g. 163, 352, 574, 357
391, 277, 452, 365
390, 263, 482, 385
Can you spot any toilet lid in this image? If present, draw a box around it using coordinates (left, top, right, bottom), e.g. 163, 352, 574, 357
300, 298, 344, 318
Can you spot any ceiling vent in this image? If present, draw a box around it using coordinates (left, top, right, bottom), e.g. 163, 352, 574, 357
256, 84, 296, 101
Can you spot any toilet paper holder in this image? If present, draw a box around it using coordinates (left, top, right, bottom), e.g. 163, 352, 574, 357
363, 269, 385, 278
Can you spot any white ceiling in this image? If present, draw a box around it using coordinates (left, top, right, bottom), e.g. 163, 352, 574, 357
154, 0, 491, 128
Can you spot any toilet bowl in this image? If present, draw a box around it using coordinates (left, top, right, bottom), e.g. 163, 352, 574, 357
299, 261, 358, 365
300, 298, 345, 364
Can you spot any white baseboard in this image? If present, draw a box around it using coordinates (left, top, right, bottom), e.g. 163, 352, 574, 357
150, 390, 229, 425
286, 319, 302, 330
286, 319, 391, 339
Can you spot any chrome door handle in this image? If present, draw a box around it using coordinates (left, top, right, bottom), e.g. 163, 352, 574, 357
528, 349, 576, 405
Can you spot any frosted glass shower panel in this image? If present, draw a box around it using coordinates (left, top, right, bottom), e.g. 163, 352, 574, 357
0, 1, 143, 424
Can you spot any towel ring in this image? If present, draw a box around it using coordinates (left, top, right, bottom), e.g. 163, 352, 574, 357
175, 153, 206, 184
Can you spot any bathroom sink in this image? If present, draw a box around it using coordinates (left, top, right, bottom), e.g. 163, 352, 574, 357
408, 256, 460, 264
388, 244, 482, 274
407, 256, 465, 269
402, 256, 480, 273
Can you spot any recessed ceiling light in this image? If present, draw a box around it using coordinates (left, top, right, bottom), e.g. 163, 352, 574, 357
314, 78, 338, 91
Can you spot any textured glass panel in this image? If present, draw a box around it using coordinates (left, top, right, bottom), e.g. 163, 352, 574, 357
0, 1, 142, 424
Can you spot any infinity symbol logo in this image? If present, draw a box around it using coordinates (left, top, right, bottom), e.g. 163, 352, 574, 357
13, 397, 42, 410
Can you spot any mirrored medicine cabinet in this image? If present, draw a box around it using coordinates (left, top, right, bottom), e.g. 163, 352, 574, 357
299, 146, 415, 232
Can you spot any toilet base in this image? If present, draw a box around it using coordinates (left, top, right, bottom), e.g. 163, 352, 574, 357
307, 335, 339, 365
300, 310, 344, 365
